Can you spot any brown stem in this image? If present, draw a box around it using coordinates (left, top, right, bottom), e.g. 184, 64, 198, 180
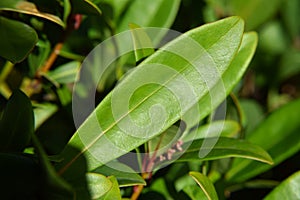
36, 42, 64, 77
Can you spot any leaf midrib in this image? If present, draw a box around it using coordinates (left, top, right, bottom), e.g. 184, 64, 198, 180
60, 19, 241, 174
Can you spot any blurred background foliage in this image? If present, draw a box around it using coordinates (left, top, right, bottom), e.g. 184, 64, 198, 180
0, 0, 300, 199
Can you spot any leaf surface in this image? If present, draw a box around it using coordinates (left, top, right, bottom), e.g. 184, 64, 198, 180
57, 17, 247, 175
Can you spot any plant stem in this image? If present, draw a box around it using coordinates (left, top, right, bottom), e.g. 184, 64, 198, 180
37, 42, 64, 76
230, 92, 245, 139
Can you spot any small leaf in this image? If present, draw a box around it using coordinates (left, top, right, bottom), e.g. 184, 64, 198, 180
129, 23, 155, 62
226, 98, 300, 183
189, 171, 219, 200
0, 16, 38, 63
0, 90, 34, 152
44, 61, 80, 85
33, 103, 58, 130
264, 171, 300, 200
92, 161, 146, 187
100, 176, 122, 200
156, 137, 273, 167
86, 173, 112, 199
0, 0, 65, 27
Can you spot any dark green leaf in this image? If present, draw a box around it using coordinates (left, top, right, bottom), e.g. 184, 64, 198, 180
71, 0, 102, 15
0, 90, 34, 152
226, 99, 300, 182
0, 16, 38, 63
189, 171, 219, 200
93, 161, 146, 187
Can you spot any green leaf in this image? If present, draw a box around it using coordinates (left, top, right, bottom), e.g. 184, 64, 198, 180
0, 90, 34, 152
192, 32, 258, 125
227, 0, 282, 30
32, 135, 74, 199
129, 23, 155, 62
71, 0, 102, 15
86, 173, 112, 199
183, 120, 241, 142
116, 0, 181, 32
44, 61, 80, 85
100, 176, 122, 200
57, 17, 247, 174
93, 161, 146, 187
226, 99, 300, 182
0, 0, 65, 27
189, 171, 219, 200
183, 184, 207, 200
264, 171, 300, 200
0, 16, 38, 63
33, 103, 58, 130
164, 137, 273, 165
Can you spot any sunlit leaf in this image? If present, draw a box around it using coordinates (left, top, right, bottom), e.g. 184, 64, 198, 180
264, 171, 300, 200
57, 17, 250, 175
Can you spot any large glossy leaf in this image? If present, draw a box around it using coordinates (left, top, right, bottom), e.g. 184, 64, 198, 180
157, 137, 273, 166
226, 99, 300, 183
0, 0, 64, 27
116, 0, 181, 32
192, 32, 258, 125
0, 16, 38, 63
264, 171, 300, 200
189, 171, 219, 200
0, 90, 34, 152
57, 17, 246, 175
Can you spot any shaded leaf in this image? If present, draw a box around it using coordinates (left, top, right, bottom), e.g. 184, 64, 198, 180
33, 103, 58, 130
226, 99, 300, 182
71, 0, 102, 15
0, 90, 34, 152
0, 16, 38, 63
44, 61, 80, 86
93, 161, 146, 187
189, 171, 219, 200
86, 173, 112, 199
